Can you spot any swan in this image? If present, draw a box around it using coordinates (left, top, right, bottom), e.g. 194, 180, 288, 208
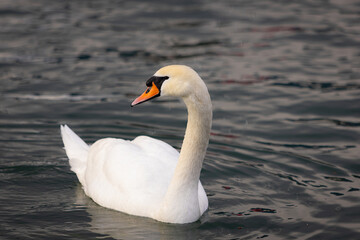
60, 65, 212, 224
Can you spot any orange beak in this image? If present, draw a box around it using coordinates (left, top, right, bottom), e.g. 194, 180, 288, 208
131, 82, 161, 107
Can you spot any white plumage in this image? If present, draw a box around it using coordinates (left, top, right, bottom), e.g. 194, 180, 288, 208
61, 65, 212, 224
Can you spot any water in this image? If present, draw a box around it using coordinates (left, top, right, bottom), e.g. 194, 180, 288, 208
1, 0, 359, 239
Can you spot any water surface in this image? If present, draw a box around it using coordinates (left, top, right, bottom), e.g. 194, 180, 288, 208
1, 0, 360, 239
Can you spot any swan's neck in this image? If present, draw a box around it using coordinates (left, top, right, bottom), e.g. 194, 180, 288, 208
176, 95, 212, 188
158, 88, 212, 223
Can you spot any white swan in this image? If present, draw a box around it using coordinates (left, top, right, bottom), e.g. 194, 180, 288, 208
61, 65, 212, 224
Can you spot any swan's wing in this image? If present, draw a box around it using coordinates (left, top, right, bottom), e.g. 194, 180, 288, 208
105, 136, 179, 189
84, 136, 180, 216
132, 135, 180, 161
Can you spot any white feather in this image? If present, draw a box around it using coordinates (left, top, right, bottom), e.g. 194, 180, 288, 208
60, 65, 211, 224
60, 125, 89, 186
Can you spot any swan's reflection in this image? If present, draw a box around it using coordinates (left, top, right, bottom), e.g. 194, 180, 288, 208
74, 184, 207, 239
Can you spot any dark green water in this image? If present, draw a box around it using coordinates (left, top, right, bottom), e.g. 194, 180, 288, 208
1, 0, 360, 239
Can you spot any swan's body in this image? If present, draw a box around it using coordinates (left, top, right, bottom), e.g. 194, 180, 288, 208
61, 65, 212, 224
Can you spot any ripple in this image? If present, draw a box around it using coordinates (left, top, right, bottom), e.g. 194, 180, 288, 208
324, 176, 353, 182
287, 118, 360, 127
1, 0, 360, 239
272, 81, 360, 92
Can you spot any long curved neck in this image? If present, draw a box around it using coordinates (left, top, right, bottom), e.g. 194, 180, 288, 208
158, 87, 212, 223
176, 95, 212, 187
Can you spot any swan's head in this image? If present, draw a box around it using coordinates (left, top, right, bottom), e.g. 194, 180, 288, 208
131, 65, 203, 107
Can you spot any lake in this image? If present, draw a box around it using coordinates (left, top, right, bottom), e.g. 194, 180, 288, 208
0, 0, 359, 239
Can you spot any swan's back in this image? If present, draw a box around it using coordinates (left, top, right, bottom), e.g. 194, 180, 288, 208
83, 136, 178, 216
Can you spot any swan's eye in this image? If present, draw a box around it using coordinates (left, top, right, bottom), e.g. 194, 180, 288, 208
146, 76, 169, 88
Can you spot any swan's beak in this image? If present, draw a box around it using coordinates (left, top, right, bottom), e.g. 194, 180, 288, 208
131, 82, 161, 107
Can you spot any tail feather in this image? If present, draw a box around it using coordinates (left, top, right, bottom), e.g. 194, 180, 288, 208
60, 125, 89, 186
